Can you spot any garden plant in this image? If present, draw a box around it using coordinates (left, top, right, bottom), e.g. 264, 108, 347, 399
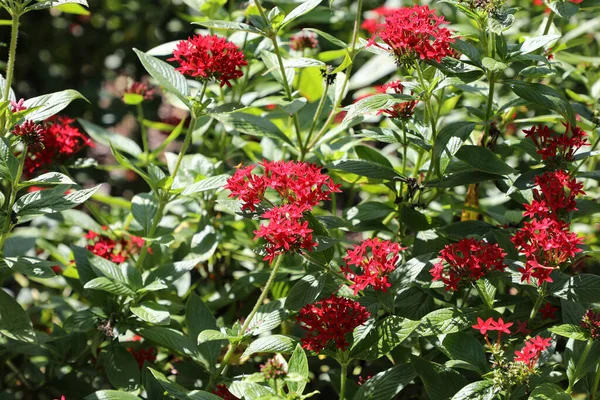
0, 0, 599, 399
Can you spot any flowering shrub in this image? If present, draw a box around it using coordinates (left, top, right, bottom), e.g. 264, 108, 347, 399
0, 0, 599, 400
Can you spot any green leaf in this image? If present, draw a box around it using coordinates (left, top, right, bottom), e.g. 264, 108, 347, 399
23, 89, 87, 121
432, 122, 475, 176
136, 326, 201, 361
131, 301, 170, 325
84, 277, 136, 296
518, 35, 561, 55
20, 172, 75, 187
508, 81, 575, 125
287, 344, 309, 395
548, 324, 591, 341
181, 174, 229, 196
214, 112, 294, 146
133, 48, 190, 107
390, 254, 432, 290
475, 278, 496, 309
104, 345, 140, 391
443, 332, 489, 374
451, 380, 497, 400
63, 310, 97, 332
122, 93, 144, 105
416, 308, 477, 336
549, 273, 600, 303
13, 184, 100, 223
109, 144, 157, 191
353, 363, 416, 400
437, 221, 498, 239
27, 0, 88, 11
0, 289, 37, 343
242, 335, 297, 357
285, 273, 326, 311
411, 355, 469, 400
84, 391, 141, 400
345, 202, 394, 222
147, 368, 190, 400
343, 94, 416, 123
78, 119, 143, 157
482, 57, 507, 72
427, 171, 505, 188
328, 159, 402, 180
351, 316, 419, 360
303, 28, 346, 48
197, 330, 228, 344
2, 256, 57, 278
131, 193, 159, 236
193, 20, 261, 34
229, 381, 274, 399
186, 292, 222, 368
529, 383, 571, 400
548, 1, 579, 19
280, 0, 322, 29
247, 298, 288, 336
455, 145, 517, 175
0, 137, 19, 181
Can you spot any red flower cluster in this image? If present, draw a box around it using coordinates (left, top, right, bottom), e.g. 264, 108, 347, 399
12, 120, 45, 150
523, 170, 585, 220
297, 294, 369, 353
523, 123, 588, 163
371, 5, 455, 66
361, 7, 399, 34
375, 80, 418, 119
290, 31, 319, 51
580, 310, 600, 340
213, 384, 240, 400
124, 81, 155, 100
169, 34, 247, 87
22, 116, 94, 176
514, 336, 552, 370
473, 317, 513, 349
511, 218, 583, 284
342, 238, 405, 295
86, 231, 146, 263
127, 347, 156, 369
225, 161, 340, 262
430, 238, 507, 291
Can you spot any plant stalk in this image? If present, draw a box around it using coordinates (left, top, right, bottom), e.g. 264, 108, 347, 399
339, 362, 348, 400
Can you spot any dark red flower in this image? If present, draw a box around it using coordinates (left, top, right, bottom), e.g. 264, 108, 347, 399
523, 170, 585, 220
430, 238, 507, 291
375, 80, 418, 119
127, 347, 156, 370
523, 123, 588, 163
539, 302, 558, 320
254, 204, 317, 262
371, 5, 455, 66
290, 31, 319, 51
513, 320, 532, 336
213, 384, 240, 400
124, 81, 155, 100
297, 294, 370, 353
86, 231, 146, 263
580, 310, 600, 340
23, 116, 94, 176
169, 34, 247, 87
342, 238, 406, 295
12, 120, 45, 150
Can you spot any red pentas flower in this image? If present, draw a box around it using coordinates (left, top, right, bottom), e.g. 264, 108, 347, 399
86, 231, 147, 263
213, 384, 240, 400
539, 302, 558, 320
473, 317, 513, 348
580, 310, 600, 340
523, 170, 585, 220
514, 336, 552, 370
342, 238, 406, 295
169, 34, 247, 87
12, 120, 45, 150
523, 123, 588, 163
361, 6, 399, 34
371, 5, 455, 66
23, 116, 94, 176
430, 238, 507, 291
375, 80, 418, 119
511, 218, 583, 285
297, 294, 370, 353
254, 204, 318, 263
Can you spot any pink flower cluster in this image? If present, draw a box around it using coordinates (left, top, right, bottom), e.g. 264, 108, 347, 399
514, 336, 552, 370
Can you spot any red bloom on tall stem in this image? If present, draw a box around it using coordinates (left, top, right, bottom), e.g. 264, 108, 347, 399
342, 238, 406, 295
297, 295, 370, 353
371, 5, 455, 66
430, 238, 507, 291
523, 170, 585, 220
169, 34, 247, 87
523, 123, 588, 163
514, 336, 551, 370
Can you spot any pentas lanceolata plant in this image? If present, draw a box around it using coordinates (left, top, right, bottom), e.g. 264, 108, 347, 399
0, 0, 599, 399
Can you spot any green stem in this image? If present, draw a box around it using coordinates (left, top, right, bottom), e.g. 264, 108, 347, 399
591, 361, 600, 399
137, 103, 149, 163
529, 284, 546, 320
303, 78, 331, 153
401, 120, 408, 176
306, 0, 363, 151
566, 339, 594, 393
414, 63, 437, 181
339, 362, 348, 400
206, 254, 285, 391
2, 14, 19, 103
0, 144, 27, 256
481, 77, 496, 147
543, 12, 555, 36
6, 359, 33, 390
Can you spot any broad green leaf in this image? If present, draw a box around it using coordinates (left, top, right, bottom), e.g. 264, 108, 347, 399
303, 28, 346, 48
416, 307, 477, 336
328, 159, 402, 180
0, 289, 37, 343
549, 273, 600, 303
411, 355, 469, 400
518, 35, 561, 54
280, 0, 322, 29
23, 89, 87, 121
427, 171, 505, 188
104, 345, 140, 391
455, 145, 516, 175
442, 332, 489, 374
197, 330, 228, 344
437, 221, 498, 239
390, 254, 432, 290
353, 364, 416, 400
78, 119, 143, 157
287, 344, 309, 395
247, 298, 288, 336
182, 174, 229, 196
186, 292, 222, 367
229, 381, 274, 399
214, 112, 294, 146
136, 326, 201, 361
27, 0, 88, 11
55, 3, 89, 14
2, 256, 57, 278
84, 391, 141, 400
343, 94, 416, 123
131, 193, 159, 235
509, 81, 575, 124
84, 277, 136, 296
285, 273, 326, 311
133, 49, 190, 107
20, 172, 75, 187
548, 1, 579, 19
432, 122, 475, 176
548, 324, 591, 341
0, 137, 19, 181
475, 278, 497, 309
63, 310, 97, 332
529, 383, 571, 399
193, 20, 261, 34
451, 380, 497, 400
147, 368, 189, 400
109, 144, 157, 191
131, 301, 170, 325
482, 57, 507, 72
351, 316, 419, 360
242, 334, 297, 357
